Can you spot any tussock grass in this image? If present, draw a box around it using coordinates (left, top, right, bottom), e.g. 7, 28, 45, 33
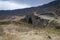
0, 17, 60, 40
0, 21, 11, 25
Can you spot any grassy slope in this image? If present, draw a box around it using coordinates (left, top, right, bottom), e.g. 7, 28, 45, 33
0, 16, 60, 40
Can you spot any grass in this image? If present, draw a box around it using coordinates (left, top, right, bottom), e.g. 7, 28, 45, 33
0, 17, 60, 40
0, 21, 11, 25
0, 23, 60, 40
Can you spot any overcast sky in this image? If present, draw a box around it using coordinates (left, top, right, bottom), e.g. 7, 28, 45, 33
0, 0, 54, 10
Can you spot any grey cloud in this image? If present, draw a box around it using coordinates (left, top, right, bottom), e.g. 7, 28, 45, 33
0, 0, 54, 6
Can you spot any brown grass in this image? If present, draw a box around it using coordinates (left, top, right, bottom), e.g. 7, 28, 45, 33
0, 16, 60, 40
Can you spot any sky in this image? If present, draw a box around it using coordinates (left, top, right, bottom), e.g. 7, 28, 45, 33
0, 0, 54, 10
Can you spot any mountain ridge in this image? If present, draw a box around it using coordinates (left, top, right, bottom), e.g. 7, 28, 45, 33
0, 0, 60, 18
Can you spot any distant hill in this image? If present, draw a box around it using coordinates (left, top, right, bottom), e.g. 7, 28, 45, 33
0, 0, 60, 18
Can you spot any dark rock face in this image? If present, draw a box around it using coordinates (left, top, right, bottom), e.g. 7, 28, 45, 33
25, 13, 60, 27
28, 17, 32, 24
25, 14, 41, 26
25, 14, 49, 26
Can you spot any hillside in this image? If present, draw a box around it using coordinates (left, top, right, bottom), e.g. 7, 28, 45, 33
0, 0, 60, 40
0, 16, 60, 40
0, 0, 60, 18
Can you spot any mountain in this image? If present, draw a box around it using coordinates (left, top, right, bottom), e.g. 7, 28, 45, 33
0, 0, 60, 18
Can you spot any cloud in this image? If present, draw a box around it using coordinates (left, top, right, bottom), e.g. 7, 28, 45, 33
0, 1, 31, 10
0, 0, 54, 10
0, 0, 54, 6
